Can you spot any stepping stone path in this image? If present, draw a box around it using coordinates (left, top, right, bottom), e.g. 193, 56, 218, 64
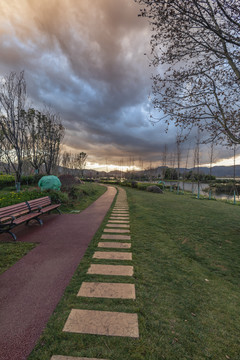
54, 187, 139, 359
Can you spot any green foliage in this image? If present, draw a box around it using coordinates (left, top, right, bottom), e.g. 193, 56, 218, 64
42, 189, 69, 204
0, 189, 44, 207
0, 174, 41, 189
184, 170, 216, 181
0, 174, 15, 188
213, 183, 240, 194
164, 167, 178, 180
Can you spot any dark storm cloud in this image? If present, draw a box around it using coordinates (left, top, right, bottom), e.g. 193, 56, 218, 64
0, 0, 231, 167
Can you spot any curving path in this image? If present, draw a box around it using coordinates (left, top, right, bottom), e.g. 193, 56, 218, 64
0, 186, 117, 360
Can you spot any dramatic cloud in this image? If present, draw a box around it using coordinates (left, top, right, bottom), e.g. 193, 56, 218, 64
0, 0, 235, 169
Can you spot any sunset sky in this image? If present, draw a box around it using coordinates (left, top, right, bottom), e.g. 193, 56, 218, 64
0, 0, 237, 170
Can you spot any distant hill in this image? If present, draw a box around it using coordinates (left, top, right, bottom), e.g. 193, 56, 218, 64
189, 165, 239, 177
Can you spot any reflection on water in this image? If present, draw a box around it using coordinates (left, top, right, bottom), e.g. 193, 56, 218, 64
164, 181, 238, 202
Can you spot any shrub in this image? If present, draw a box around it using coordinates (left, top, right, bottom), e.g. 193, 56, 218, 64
0, 175, 15, 189
137, 183, 148, 191
58, 174, 78, 192
131, 181, 138, 188
0, 189, 44, 207
43, 189, 69, 204
146, 185, 163, 193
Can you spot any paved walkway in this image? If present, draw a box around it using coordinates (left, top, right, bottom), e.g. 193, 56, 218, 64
0, 186, 117, 360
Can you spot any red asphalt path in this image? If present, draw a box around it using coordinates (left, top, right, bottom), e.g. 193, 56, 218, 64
0, 186, 116, 360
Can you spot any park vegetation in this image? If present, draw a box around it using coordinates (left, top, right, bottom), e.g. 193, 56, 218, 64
136, 0, 240, 145
0, 71, 65, 186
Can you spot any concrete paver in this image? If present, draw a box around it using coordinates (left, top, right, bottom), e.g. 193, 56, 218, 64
63, 309, 139, 338
77, 282, 135, 299
106, 224, 129, 228
108, 220, 129, 223
101, 234, 131, 240
87, 264, 133, 276
103, 228, 130, 233
93, 251, 132, 260
98, 242, 131, 249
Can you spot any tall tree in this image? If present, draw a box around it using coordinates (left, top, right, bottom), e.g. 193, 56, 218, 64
25, 108, 47, 174
43, 110, 65, 175
136, 0, 240, 144
73, 152, 88, 177
0, 71, 27, 183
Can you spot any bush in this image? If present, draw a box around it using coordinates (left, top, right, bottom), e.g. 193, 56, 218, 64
146, 185, 163, 193
137, 183, 148, 191
0, 175, 15, 189
0, 174, 42, 189
43, 189, 69, 204
131, 181, 138, 188
58, 174, 78, 191
0, 189, 44, 207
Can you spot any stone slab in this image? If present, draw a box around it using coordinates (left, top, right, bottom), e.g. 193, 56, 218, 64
110, 217, 129, 220
51, 357, 107, 360
106, 224, 130, 228
114, 207, 128, 209
93, 251, 132, 260
77, 282, 136, 299
104, 228, 130, 233
111, 215, 129, 217
113, 209, 128, 211
87, 264, 133, 276
108, 220, 129, 224
98, 242, 131, 249
111, 214, 129, 216
63, 309, 139, 338
101, 234, 131, 240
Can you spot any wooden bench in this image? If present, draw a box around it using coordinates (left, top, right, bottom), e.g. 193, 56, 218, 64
27, 196, 61, 216
0, 196, 61, 241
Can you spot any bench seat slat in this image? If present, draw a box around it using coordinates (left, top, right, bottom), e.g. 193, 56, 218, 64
13, 212, 40, 225
39, 204, 61, 214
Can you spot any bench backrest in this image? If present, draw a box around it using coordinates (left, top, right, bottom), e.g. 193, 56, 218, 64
26, 196, 51, 212
0, 202, 30, 223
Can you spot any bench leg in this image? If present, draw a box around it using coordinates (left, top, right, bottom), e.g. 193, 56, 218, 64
36, 218, 43, 226
7, 230, 17, 241
57, 208, 62, 215
26, 218, 43, 226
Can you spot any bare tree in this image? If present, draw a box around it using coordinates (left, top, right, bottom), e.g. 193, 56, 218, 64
0, 130, 12, 174
25, 108, 47, 174
0, 71, 27, 184
176, 131, 182, 180
43, 110, 65, 175
136, 0, 240, 144
209, 141, 215, 177
73, 152, 88, 177
161, 144, 168, 179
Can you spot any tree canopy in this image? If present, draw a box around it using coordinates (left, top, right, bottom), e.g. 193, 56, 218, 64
136, 0, 240, 144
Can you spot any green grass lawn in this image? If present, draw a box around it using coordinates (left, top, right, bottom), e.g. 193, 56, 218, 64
0, 183, 107, 274
26, 188, 240, 360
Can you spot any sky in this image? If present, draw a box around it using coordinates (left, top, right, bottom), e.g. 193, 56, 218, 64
0, 0, 237, 171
